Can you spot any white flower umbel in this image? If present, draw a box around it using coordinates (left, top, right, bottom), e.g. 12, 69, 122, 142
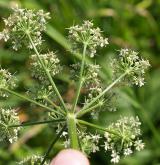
68, 20, 109, 57
0, 68, 17, 97
0, 6, 50, 50
111, 48, 150, 87
0, 108, 21, 143
104, 116, 144, 163
18, 155, 49, 165
30, 52, 61, 84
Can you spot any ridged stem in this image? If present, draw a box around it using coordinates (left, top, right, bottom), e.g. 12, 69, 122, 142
67, 113, 79, 149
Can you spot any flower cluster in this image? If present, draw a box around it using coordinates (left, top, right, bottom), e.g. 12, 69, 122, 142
71, 63, 103, 105
68, 20, 108, 57
27, 85, 53, 106
0, 68, 17, 97
84, 64, 103, 104
0, 6, 50, 50
61, 130, 101, 155
0, 108, 21, 143
18, 155, 49, 165
104, 116, 144, 163
30, 52, 61, 84
79, 132, 101, 154
111, 48, 150, 87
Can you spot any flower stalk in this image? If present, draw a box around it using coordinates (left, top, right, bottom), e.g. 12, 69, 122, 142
43, 96, 66, 115
78, 119, 121, 137
9, 119, 65, 127
3, 88, 63, 116
77, 71, 128, 117
72, 43, 87, 113
27, 34, 68, 113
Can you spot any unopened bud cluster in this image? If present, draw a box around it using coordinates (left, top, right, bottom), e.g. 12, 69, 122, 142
0, 6, 50, 50
104, 116, 144, 163
68, 20, 108, 57
0, 108, 21, 143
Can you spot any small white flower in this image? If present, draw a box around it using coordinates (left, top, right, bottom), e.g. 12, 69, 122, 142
124, 148, 133, 156
104, 142, 110, 151
134, 140, 145, 151
111, 151, 120, 164
62, 131, 68, 137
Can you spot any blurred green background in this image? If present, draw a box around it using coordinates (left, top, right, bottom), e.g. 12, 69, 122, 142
0, 0, 160, 164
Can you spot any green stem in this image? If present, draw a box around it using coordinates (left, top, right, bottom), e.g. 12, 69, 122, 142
44, 97, 66, 115
78, 119, 121, 137
41, 125, 66, 165
77, 101, 103, 118
3, 88, 63, 116
27, 34, 67, 112
78, 72, 127, 117
72, 44, 87, 113
67, 113, 79, 149
9, 119, 64, 127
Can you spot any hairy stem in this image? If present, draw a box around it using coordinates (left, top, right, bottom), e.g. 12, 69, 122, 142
67, 113, 79, 149
27, 34, 67, 112
3, 88, 63, 116
78, 119, 121, 137
9, 119, 65, 127
78, 72, 127, 117
41, 125, 66, 165
72, 44, 87, 113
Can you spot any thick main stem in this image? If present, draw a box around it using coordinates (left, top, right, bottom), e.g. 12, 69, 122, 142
72, 44, 87, 113
27, 34, 67, 112
67, 113, 79, 149
77, 72, 127, 117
